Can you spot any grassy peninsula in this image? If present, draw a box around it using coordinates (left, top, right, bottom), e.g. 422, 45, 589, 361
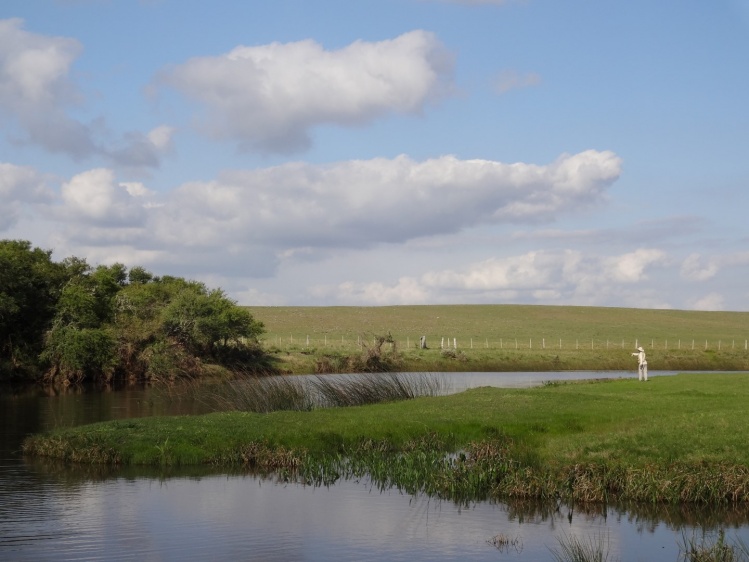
23, 372, 749, 505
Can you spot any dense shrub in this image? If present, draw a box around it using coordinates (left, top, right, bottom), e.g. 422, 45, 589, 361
0, 239, 266, 384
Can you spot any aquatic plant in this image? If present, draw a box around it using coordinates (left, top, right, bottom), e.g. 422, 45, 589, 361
549, 532, 616, 562
182, 372, 446, 413
679, 530, 749, 562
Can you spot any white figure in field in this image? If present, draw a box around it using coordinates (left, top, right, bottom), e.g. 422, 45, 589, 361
632, 346, 648, 381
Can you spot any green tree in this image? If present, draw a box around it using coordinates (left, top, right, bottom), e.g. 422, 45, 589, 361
41, 263, 125, 384
0, 240, 67, 379
1, 239, 268, 384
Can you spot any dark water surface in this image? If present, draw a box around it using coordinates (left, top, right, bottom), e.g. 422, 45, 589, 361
2, 371, 748, 561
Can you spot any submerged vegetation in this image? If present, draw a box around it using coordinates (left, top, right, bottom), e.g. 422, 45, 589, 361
22, 373, 749, 506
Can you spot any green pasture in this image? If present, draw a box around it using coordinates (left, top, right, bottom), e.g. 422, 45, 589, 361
248, 305, 749, 373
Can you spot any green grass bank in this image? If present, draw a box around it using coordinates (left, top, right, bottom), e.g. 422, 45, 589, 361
248, 304, 749, 373
23, 372, 749, 505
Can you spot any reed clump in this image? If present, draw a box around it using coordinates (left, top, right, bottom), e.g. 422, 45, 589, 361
549, 532, 616, 562
179, 372, 445, 413
679, 530, 749, 562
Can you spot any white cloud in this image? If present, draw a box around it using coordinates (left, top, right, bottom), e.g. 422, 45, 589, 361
681, 253, 719, 281
690, 292, 725, 311
0, 18, 95, 158
602, 248, 666, 283
492, 69, 542, 94
0, 18, 170, 168
0, 162, 50, 230
159, 31, 455, 152
680, 251, 749, 281
314, 248, 670, 307
107, 125, 175, 170
138, 149, 620, 253
10, 149, 620, 283
59, 168, 149, 225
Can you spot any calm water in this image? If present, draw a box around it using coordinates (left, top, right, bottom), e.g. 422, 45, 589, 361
2, 371, 748, 561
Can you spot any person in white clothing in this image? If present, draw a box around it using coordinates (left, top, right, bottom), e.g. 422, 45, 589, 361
631, 346, 648, 381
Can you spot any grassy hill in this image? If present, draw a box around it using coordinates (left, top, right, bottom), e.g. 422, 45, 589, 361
246, 304, 749, 373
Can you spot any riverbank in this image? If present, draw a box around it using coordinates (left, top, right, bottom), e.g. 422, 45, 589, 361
23, 372, 749, 505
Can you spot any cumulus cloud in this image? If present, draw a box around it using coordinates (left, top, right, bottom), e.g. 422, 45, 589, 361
0, 18, 171, 168
140, 149, 621, 252
18, 149, 620, 280
690, 292, 725, 311
158, 31, 455, 152
680, 251, 749, 281
59, 168, 151, 226
315, 248, 669, 306
602, 248, 666, 283
681, 253, 719, 281
107, 125, 176, 170
0, 162, 51, 230
0, 18, 95, 157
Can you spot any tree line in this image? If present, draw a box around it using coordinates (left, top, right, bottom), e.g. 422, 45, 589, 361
0, 239, 266, 385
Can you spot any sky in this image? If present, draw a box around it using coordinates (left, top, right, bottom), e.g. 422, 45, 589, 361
1, 0, 748, 311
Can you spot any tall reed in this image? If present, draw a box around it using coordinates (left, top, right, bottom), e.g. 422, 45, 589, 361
549, 532, 616, 562
679, 530, 749, 562
184, 372, 446, 413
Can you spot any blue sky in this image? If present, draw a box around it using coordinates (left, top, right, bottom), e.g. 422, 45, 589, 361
2, 0, 748, 310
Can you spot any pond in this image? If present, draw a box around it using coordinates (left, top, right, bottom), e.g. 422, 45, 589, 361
2, 371, 748, 561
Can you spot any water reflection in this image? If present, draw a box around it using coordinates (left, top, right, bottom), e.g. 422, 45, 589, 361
2, 371, 749, 561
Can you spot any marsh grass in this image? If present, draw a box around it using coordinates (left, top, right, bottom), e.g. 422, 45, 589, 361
194, 376, 313, 413
549, 532, 616, 562
312, 372, 445, 407
679, 530, 749, 562
174, 372, 446, 413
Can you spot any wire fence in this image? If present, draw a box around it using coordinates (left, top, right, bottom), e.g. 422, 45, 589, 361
258, 335, 749, 352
